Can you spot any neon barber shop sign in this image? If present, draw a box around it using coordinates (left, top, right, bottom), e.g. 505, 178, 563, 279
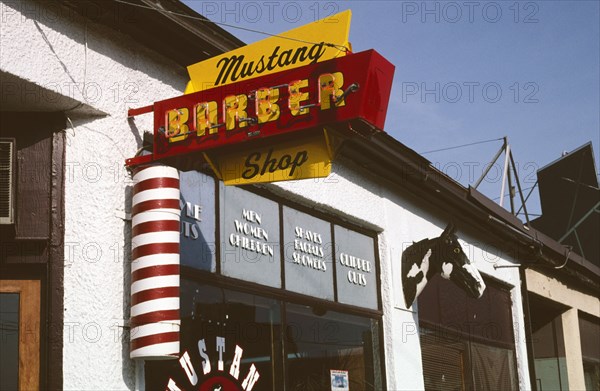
125, 50, 394, 169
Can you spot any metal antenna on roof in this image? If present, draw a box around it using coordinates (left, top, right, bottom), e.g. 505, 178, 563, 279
473, 136, 531, 225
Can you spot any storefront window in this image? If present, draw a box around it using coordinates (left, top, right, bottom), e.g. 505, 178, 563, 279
419, 275, 518, 390
528, 293, 569, 391
145, 280, 383, 390
285, 303, 382, 390
145, 281, 282, 389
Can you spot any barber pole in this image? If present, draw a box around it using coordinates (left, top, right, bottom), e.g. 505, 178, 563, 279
130, 165, 181, 359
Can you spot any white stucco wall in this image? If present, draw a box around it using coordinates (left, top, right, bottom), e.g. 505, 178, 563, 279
1, 1, 187, 389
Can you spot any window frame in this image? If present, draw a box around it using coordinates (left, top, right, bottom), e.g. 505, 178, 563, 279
0, 279, 41, 391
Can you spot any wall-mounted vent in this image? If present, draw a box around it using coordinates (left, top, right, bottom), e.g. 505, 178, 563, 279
0, 138, 16, 224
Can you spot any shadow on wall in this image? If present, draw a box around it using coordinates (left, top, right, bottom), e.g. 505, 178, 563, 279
8, 0, 188, 113
121, 182, 136, 389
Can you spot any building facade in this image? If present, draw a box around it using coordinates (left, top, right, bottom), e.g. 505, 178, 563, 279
0, 1, 598, 390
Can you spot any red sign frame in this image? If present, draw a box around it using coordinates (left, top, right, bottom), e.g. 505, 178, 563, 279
126, 50, 394, 168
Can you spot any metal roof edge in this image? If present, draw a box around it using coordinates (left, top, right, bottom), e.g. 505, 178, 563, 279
538, 141, 596, 174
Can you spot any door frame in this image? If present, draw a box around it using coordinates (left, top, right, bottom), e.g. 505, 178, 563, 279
1, 279, 41, 390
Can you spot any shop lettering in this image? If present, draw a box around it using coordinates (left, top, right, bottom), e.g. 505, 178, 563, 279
242, 149, 308, 179
234, 220, 269, 240
184, 202, 203, 220
292, 226, 326, 272
168, 336, 259, 391
292, 240, 326, 272
293, 240, 324, 257
295, 227, 323, 244
229, 209, 274, 257
229, 234, 274, 256
242, 209, 261, 224
339, 252, 372, 287
182, 202, 202, 239
339, 253, 371, 272
165, 71, 346, 142
182, 222, 199, 239
347, 270, 367, 286
215, 43, 327, 86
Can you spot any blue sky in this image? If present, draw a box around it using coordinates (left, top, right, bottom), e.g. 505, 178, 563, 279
184, 0, 599, 217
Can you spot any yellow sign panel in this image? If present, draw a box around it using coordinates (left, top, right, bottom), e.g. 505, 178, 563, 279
186, 10, 352, 93
207, 134, 333, 185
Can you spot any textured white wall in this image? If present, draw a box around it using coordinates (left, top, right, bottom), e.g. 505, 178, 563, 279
1, 1, 186, 389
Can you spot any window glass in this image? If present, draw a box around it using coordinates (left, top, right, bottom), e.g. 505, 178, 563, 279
179, 170, 217, 271
419, 275, 518, 390
146, 281, 282, 390
0, 293, 19, 390
282, 206, 334, 300
531, 317, 568, 390
471, 342, 517, 390
334, 225, 378, 309
285, 302, 382, 390
420, 329, 466, 390
145, 282, 384, 390
579, 315, 600, 391
220, 184, 281, 288
528, 293, 569, 391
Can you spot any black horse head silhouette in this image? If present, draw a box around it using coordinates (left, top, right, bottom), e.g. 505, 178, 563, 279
401, 223, 486, 308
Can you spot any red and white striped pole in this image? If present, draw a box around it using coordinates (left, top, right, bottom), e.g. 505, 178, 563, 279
130, 165, 181, 360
